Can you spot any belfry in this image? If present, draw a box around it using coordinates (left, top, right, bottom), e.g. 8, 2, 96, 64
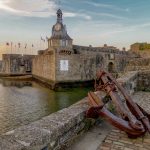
48, 9, 73, 51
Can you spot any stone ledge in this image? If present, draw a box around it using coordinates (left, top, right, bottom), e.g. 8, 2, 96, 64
117, 71, 138, 94
0, 98, 89, 150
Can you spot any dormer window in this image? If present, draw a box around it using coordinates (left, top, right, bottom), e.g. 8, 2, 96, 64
66, 40, 68, 46
60, 40, 66, 47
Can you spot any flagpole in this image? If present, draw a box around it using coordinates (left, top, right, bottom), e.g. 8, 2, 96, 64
17, 44, 18, 54
40, 37, 42, 50
24, 44, 25, 55
5, 43, 6, 54
11, 42, 12, 54
5, 44, 7, 54
18, 43, 19, 55
6, 42, 9, 54
30, 44, 31, 55
45, 40, 46, 49
31, 44, 32, 55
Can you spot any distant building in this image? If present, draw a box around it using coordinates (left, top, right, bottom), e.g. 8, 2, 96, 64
130, 43, 150, 57
131, 43, 150, 51
0, 54, 35, 74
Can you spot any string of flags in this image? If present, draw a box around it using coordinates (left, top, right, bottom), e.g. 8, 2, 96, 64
41, 36, 49, 42
4, 36, 49, 54
5, 42, 34, 48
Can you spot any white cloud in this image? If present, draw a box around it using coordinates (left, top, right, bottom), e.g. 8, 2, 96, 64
0, 0, 91, 20
99, 22, 150, 38
64, 11, 91, 20
94, 12, 126, 20
84, 1, 129, 12
0, 0, 57, 17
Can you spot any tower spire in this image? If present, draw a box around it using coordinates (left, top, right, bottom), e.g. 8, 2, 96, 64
57, 9, 63, 23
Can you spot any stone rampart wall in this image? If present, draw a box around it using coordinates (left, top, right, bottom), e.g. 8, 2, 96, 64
137, 71, 150, 91
125, 58, 150, 71
32, 53, 56, 82
0, 54, 35, 74
117, 71, 138, 94
56, 53, 103, 82
0, 71, 139, 150
55, 51, 129, 82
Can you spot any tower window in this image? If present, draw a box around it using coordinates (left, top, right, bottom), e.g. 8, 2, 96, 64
66, 40, 68, 46
60, 40, 66, 46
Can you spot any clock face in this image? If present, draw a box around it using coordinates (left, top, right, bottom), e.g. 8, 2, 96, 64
55, 23, 61, 31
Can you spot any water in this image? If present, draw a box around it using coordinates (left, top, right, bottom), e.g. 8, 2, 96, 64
0, 79, 92, 134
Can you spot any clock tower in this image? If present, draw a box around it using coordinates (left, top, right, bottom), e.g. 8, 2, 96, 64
48, 9, 73, 51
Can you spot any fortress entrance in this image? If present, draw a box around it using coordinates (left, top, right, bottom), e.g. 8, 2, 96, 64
108, 62, 115, 73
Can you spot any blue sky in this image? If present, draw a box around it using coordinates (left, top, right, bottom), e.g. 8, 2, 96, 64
0, 0, 150, 55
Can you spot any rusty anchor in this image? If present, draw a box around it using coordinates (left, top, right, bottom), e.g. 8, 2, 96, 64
86, 70, 150, 138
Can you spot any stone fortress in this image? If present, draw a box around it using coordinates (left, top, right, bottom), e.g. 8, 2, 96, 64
0, 9, 140, 89
32, 9, 136, 89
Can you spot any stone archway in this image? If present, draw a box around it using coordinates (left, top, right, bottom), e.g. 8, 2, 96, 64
108, 62, 115, 73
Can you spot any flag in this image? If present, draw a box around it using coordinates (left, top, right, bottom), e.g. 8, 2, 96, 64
6, 42, 9, 46
25, 44, 27, 49
18, 43, 21, 48
41, 37, 45, 42
46, 36, 49, 41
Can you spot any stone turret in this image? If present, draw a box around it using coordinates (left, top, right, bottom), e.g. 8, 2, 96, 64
57, 9, 63, 23
48, 9, 73, 51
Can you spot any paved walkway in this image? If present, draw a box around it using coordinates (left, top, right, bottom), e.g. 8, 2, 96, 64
99, 129, 150, 150
99, 91, 150, 150
67, 122, 113, 150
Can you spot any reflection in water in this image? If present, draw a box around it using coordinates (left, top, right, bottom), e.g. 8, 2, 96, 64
0, 79, 92, 134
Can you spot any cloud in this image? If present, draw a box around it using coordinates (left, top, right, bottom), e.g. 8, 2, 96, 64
100, 22, 150, 38
0, 0, 91, 20
64, 11, 92, 20
0, 0, 57, 17
93, 12, 127, 20
84, 1, 129, 12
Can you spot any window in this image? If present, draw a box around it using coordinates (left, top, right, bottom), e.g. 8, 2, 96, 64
60, 40, 66, 46
66, 40, 68, 46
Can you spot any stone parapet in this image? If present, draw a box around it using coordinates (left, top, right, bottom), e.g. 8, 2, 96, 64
0, 98, 89, 150
137, 70, 150, 91
117, 71, 138, 94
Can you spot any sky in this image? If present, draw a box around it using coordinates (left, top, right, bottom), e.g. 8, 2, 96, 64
0, 0, 150, 56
